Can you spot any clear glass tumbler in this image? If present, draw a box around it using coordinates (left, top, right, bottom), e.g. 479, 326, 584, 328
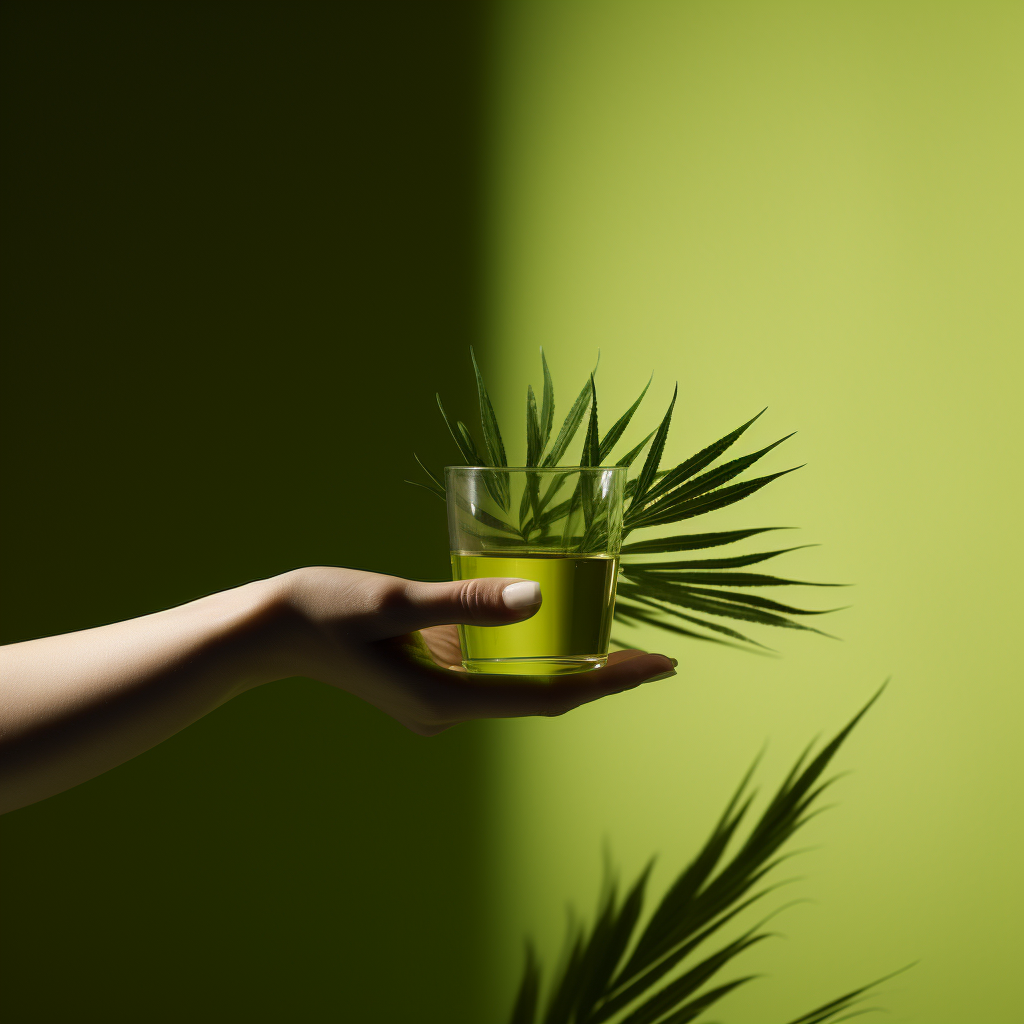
446, 465, 626, 676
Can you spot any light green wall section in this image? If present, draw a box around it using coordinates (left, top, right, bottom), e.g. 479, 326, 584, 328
484, 2, 1022, 1021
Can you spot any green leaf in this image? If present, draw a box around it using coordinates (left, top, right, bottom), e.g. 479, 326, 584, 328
621, 546, 811, 571
413, 453, 444, 492
622, 568, 840, 587
599, 375, 651, 460
616, 590, 768, 648
626, 469, 800, 530
642, 435, 794, 515
456, 421, 483, 464
424, 353, 835, 655
642, 409, 766, 503
543, 374, 594, 467
540, 347, 555, 452
465, 349, 511, 510
627, 384, 678, 512
674, 585, 839, 616
436, 394, 480, 464
536, 496, 576, 529
470, 346, 507, 468
527, 385, 543, 467
616, 431, 656, 468
582, 375, 601, 467
620, 528, 789, 554
403, 479, 445, 501
614, 601, 744, 649
616, 582, 825, 636
579, 375, 601, 530
452, 492, 521, 536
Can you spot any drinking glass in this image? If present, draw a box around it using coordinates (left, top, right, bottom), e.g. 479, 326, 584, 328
446, 465, 626, 676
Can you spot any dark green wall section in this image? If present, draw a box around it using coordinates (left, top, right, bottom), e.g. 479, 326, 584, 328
1, 3, 488, 1021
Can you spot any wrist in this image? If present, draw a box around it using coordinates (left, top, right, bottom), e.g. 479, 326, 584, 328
195, 574, 309, 693
229, 569, 327, 688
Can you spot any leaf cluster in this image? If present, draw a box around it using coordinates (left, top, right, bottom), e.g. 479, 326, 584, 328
411, 349, 838, 649
508, 687, 903, 1024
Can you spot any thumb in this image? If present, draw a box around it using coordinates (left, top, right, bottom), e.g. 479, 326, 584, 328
383, 576, 542, 636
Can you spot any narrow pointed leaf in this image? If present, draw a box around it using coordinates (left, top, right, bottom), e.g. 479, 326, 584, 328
471, 346, 508, 467
629, 469, 797, 526
676, 585, 838, 616
616, 582, 823, 635
578, 376, 601, 530
617, 431, 656, 468
614, 602, 746, 649
452, 492, 520, 536
599, 375, 651, 460
621, 546, 810, 571
437, 394, 479, 464
413, 453, 444, 491
543, 374, 594, 467
456, 422, 483, 464
461, 443, 513, 518
463, 352, 510, 509
626, 469, 800, 530
621, 569, 838, 587
527, 385, 543, 467
643, 409, 766, 503
540, 347, 555, 451
644, 436, 794, 513
582, 375, 601, 467
620, 528, 788, 554
618, 590, 768, 647
404, 479, 446, 501
628, 384, 678, 512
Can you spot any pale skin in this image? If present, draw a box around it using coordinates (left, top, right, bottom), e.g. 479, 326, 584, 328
0, 566, 675, 814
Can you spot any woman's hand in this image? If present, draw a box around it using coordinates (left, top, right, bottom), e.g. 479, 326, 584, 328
0, 566, 676, 812
272, 566, 676, 735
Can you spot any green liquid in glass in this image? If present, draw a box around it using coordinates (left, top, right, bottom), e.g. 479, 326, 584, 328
450, 552, 619, 676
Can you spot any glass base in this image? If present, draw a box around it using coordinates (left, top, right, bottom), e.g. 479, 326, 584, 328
462, 655, 607, 677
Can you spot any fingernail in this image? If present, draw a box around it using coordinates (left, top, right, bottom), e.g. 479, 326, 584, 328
502, 580, 542, 610
644, 669, 677, 684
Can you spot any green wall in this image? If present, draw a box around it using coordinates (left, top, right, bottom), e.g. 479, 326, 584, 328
484, 2, 1022, 1021
0, 3, 489, 1021
3, 4, 1021, 1022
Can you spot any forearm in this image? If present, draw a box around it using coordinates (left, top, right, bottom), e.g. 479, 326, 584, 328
0, 578, 293, 813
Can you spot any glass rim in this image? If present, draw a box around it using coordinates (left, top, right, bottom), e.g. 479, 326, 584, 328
444, 465, 627, 474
